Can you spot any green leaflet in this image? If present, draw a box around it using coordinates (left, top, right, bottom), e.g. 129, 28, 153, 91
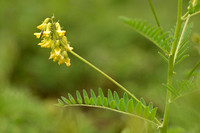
90, 89, 97, 103
58, 99, 64, 106
140, 97, 146, 106
58, 89, 158, 124
123, 93, 129, 110
149, 107, 157, 120
148, 102, 153, 112
108, 89, 113, 104
127, 99, 134, 113
68, 93, 76, 104
99, 88, 104, 104
90, 97, 95, 105
114, 91, 120, 109
110, 100, 116, 109
84, 96, 90, 105
136, 102, 143, 116
120, 16, 171, 55
61, 96, 71, 105
103, 97, 108, 107
144, 107, 150, 118
119, 99, 125, 111
76, 91, 82, 104
83, 89, 88, 98
96, 96, 102, 106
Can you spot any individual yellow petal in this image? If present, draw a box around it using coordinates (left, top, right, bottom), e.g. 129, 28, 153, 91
34, 33, 41, 38
55, 22, 61, 31
43, 31, 51, 38
65, 44, 73, 51
37, 18, 50, 30
55, 40, 60, 47
54, 48, 61, 56
58, 56, 65, 65
49, 51, 55, 59
61, 36, 68, 44
37, 24, 46, 30
53, 55, 60, 62
41, 39, 51, 48
57, 30, 66, 37
65, 58, 71, 67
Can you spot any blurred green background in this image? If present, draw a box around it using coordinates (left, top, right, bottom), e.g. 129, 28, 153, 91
0, 0, 200, 132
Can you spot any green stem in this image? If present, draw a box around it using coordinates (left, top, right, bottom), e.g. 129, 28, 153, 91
64, 104, 158, 126
186, 60, 200, 80
174, 17, 190, 63
183, 11, 200, 20
148, 0, 161, 28
69, 51, 139, 103
160, 0, 183, 132
69, 50, 161, 125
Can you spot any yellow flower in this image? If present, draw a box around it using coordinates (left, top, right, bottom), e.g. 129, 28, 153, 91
42, 39, 51, 48
37, 38, 51, 48
43, 31, 51, 38
57, 30, 66, 37
54, 47, 61, 56
55, 22, 61, 30
37, 18, 50, 30
55, 22, 66, 37
65, 58, 71, 67
58, 55, 65, 65
49, 51, 55, 59
66, 44, 73, 51
34, 33, 41, 38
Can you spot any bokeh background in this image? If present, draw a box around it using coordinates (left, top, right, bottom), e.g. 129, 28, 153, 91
0, 0, 200, 132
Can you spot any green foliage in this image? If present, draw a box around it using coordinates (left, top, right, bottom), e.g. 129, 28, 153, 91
119, 16, 172, 55
57, 88, 158, 124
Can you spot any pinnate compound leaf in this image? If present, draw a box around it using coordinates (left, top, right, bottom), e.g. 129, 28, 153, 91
120, 16, 171, 54
58, 89, 159, 125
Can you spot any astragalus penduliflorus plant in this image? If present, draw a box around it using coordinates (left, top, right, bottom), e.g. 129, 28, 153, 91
34, 0, 200, 132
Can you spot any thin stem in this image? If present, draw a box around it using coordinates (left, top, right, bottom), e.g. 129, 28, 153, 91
183, 11, 200, 20
186, 60, 200, 80
160, 0, 183, 132
63, 104, 159, 126
174, 17, 190, 63
69, 50, 161, 125
148, 0, 161, 28
69, 51, 139, 103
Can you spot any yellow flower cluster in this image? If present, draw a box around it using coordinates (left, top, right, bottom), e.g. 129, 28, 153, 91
34, 17, 73, 67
